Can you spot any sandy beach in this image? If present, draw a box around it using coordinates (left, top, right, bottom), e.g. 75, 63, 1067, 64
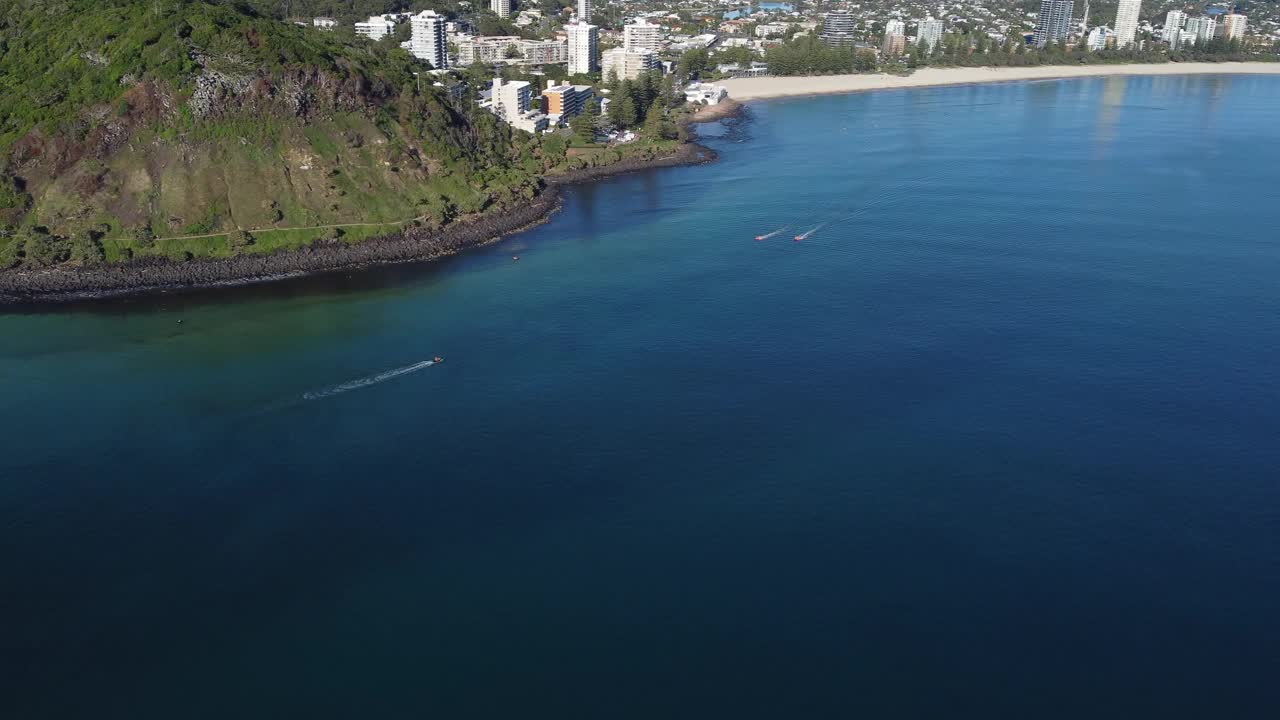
719, 62, 1280, 101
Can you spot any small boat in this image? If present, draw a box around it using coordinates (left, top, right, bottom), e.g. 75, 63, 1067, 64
512, 255, 520, 261
433, 356, 445, 363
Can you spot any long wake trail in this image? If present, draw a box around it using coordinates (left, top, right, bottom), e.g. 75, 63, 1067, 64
303, 360, 437, 401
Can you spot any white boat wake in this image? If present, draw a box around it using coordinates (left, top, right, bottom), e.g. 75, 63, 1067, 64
303, 360, 437, 401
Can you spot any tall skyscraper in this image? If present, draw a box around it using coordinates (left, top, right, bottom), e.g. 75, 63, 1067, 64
1114, 0, 1141, 48
623, 19, 661, 52
577, 0, 592, 22
821, 11, 857, 47
1164, 10, 1186, 47
490, 0, 511, 19
918, 16, 944, 50
410, 10, 448, 69
1033, 0, 1075, 47
1222, 13, 1247, 41
566, 21, 598, 75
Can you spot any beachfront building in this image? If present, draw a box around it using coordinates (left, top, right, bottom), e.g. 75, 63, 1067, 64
1197, 17, 1217, 43
1222, 13, 1247, 41
410, 11, 448, 69
1032, 0, 1074, 47
567, 20, 599, 74
602, 47, 659, 81
355, 15, 396, 41
542, 81, 595, 124
1164, 10, 1186, 45
1114, 0, 1141, 48
821, 11, 857, 47
684, 82, 728, 106
1087, 25, 1114, 50
882, 20, 907, 56
918, 17, 944, 50
1185, 16, 1217, 43
623, 19, 662, 52
577, 0, 592, 22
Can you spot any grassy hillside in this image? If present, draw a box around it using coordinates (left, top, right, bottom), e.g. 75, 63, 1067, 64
0, 0, 556, 270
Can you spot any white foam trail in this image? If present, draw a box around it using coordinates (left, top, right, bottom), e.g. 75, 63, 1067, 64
755, 227, 787, 240
303, 360, 436, 401
795, 224, 824, 241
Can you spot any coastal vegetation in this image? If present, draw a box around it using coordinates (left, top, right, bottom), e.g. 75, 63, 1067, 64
0, 0, 580, 272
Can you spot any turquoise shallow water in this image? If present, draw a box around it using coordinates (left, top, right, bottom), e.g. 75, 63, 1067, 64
4, 75, 1280, 717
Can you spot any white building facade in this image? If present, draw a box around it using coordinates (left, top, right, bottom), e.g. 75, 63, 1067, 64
1087, 26, 1114, 50
355, 15, 396, 41
602, 47, 659, 81
1164, 10, 1186, 44
624, 20, 662, 52
577, 0, 593, 22
490, 0, 511, 19
918, 16, 944, 50
1114, 0, 1141, 48
567, 21, 599, 75
410, 11, 448, 69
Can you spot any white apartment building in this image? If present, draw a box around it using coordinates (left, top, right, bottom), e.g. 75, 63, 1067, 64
755, 23, 789, 38
1163, 10, 1185, 44
602, 47, 659, 81
355, 15, 396, 41
490, 78, 532, 120
457, 36, 522, 65
410, 11, 448, 69
1114, 0, 1141, 48
522, 40, 568, 64
885, 19, 906, 36
1032, 1, 1072, 47
490, 0, 511, 20
624, 20, 662, 52
313, 17, 336, 31
456, 36, 568, 65
567, 21, 599, 74
1222, 13, 1247, 41
1183, 16, 1214, 44
1087, 25, 1114, 50
918, 16, 944, 49
577, 0, 593, 22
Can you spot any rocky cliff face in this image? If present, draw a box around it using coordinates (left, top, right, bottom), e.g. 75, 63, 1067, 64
0, 0, 545, 272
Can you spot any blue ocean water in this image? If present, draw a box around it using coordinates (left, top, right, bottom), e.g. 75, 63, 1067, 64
3, 75, 1280, 717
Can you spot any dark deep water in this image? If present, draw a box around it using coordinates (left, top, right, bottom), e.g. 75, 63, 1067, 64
4, 75, 1280, 718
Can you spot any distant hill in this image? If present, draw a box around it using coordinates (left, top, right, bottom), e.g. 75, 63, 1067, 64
0, 0, 547, 269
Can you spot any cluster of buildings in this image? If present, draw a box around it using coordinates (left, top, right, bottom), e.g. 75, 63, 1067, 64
603, 20, 663, 80
1164, 10, 1248, 50
488, 78, 595, 133
1032, 0, 1248, 51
